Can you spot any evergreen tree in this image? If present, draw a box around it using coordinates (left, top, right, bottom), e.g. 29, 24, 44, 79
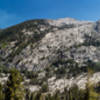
31, 91, 41, 100
51, 90, 60, 100
86, 68, 99, 100
25, 89, 32, 100
5, 68, 25, 100
0, 83, 5, 100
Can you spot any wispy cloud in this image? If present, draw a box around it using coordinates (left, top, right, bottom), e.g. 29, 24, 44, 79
0, 9, 22, 28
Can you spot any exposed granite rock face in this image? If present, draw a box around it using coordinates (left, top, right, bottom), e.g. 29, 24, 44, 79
47, 72, 100, 93
0, 18, 100, 73
1, 18, 100, 93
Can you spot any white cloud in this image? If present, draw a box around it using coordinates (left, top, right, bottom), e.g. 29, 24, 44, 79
0, 9, 21, 28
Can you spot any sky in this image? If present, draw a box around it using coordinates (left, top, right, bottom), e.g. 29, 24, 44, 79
0, 0, 100, 28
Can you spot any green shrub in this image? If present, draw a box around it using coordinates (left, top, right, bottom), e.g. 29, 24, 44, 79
41, 83, 48, 93
0, 65, 9, 74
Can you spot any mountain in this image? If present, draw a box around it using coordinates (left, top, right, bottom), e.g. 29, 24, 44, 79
0, 18, 100, 73
1, 18, 100, 93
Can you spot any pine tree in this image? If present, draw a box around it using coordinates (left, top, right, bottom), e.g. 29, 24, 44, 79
32, 91, 41, 100
51, 90, 60, 100
5, 68, 25, 100
86, 68, 99, 100
25, 89, 32, 100
0, 83, 5, 100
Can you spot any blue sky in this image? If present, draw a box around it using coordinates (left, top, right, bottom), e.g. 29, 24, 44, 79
0, 0, 100, 28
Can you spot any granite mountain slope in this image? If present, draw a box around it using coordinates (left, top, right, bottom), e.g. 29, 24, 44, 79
0, 18, 100, 75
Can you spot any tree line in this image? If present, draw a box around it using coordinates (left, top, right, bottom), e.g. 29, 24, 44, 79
0, 68, 100, 100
